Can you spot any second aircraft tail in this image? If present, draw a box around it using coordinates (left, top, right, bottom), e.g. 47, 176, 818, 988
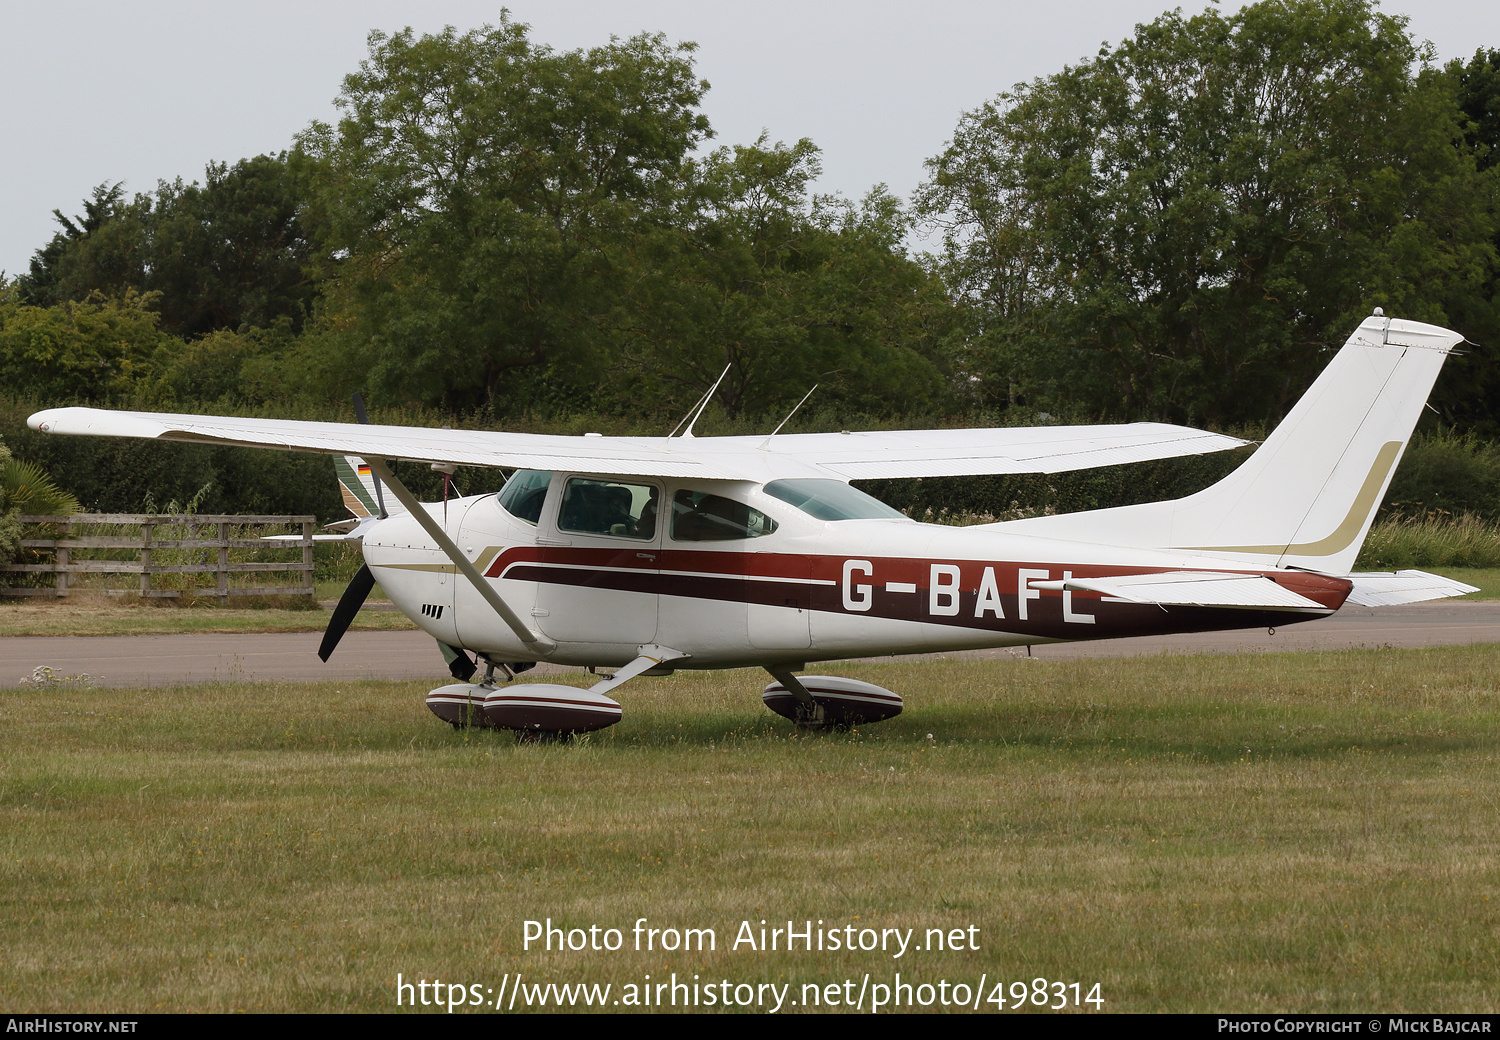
334, 455, 406, 524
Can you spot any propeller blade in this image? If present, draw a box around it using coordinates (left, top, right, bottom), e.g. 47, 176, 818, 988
319, 563, 376, 661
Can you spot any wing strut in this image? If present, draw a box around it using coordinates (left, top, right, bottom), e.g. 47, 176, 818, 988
366, 458, 557, 654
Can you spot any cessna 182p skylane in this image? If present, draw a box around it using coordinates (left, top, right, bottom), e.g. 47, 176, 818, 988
28, 313, 1478, 735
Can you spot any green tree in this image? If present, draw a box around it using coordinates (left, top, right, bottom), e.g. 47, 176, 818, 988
917, 0, 1499, 426
19, 184, 134, 304
1456, 48, 1500, 172
1431, 48, 1500, 436
608, 137, 953, 416
20, 155, 319, 338
299, 19, 712, 411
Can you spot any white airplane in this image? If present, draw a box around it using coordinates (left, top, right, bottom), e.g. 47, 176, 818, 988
28, 313, 1476, 737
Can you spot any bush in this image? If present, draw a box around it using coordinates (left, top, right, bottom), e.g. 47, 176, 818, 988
1381, 429, 1500, 519
0, 397, 343, 521
1355, 513, 1500, 569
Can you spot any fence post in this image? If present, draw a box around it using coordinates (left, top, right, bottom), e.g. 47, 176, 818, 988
217, 521, 230, 606
302, 519, 315, 598
55, 517, 70, 598
140, 520, 154, 598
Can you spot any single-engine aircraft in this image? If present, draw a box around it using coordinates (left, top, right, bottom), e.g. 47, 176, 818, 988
28, 313, 1477, 735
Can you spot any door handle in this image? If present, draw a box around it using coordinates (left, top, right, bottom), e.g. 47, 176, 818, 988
637, 552, 656, 561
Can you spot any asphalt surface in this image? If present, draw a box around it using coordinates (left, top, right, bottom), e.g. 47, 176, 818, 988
4, 602, 1498, 687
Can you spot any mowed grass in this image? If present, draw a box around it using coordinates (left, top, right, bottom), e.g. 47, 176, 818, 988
3, 648, 1499, 1014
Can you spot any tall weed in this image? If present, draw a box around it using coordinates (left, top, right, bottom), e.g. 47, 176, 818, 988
1355, 513, 1500, 569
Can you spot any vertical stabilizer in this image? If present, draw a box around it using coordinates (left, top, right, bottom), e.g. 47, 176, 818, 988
1001, 315, 1463, 574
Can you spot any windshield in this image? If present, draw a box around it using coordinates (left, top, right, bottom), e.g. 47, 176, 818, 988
497, 470, 552, 526
762, 479, 907, 521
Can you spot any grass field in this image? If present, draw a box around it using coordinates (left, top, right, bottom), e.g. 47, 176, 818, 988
3, 647, 1499, 1013
1443, 567, 1500, 599
0, 597, 415, 638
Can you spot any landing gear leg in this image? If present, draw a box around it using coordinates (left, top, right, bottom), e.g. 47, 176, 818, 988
761, 671, 903, 728
447, 659, 507, 730
766, 666, 829, 729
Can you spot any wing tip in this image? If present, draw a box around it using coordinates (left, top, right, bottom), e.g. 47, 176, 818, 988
29, 406, 173, 440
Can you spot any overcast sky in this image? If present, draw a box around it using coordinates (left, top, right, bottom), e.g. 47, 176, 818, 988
4, 0, 1497, 278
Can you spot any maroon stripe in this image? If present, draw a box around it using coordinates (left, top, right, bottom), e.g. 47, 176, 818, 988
479, 546, 1349, 638
489, 545, 1348, 602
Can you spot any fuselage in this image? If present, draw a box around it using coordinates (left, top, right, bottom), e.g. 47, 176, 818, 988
361, 473, 1351, 671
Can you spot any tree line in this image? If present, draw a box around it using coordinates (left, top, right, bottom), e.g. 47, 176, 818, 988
2, 0, 1499, 520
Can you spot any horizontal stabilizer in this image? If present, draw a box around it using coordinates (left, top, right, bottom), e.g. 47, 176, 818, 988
1031, 571, 1330, 612
1344, 570, 1479, 607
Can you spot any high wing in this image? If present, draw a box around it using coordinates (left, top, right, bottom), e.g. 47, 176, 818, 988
724, 425, 1249, 479
27, 407, 1247, 482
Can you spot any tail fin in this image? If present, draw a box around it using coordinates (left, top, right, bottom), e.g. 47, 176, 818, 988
1004, 314, 1464, 574
333, 455, 406, 523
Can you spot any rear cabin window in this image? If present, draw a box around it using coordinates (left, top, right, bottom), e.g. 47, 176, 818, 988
671, 490, 778, 541
558, 478, 659, 539
497, 470, 552, 526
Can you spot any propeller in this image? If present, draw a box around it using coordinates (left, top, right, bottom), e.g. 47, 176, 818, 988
319, 562, 376, 662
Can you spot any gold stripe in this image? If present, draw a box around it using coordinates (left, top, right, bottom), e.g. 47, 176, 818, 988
371, 562, 458, 573
473, 545, 504, 572
1188, 441, 1403, 557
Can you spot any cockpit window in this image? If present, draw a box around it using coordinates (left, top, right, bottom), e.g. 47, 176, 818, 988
762, 479, 907, 521
558, 478, 659, 539
497, 470, 552, 526
671, 490, 778, 541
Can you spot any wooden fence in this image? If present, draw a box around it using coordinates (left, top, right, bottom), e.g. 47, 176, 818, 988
1, 514, 317, 602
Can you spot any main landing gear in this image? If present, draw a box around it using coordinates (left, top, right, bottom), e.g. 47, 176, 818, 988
425, 645, 687, 741
425, 649, 904, 738
761, 669, 903, 729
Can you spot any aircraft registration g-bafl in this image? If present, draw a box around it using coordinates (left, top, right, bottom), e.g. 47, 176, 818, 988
28, 313, 1477, 736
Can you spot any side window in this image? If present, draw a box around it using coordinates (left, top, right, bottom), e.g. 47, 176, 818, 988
670, 490, 779, 541
558, 478, 659, 539
497, 470, 552, 526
